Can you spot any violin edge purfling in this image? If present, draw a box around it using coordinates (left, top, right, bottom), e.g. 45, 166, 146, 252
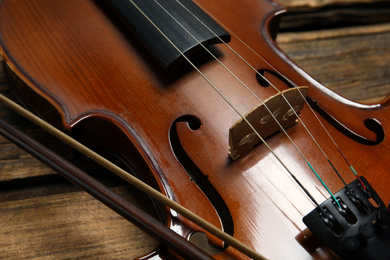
0, 0, 389, 259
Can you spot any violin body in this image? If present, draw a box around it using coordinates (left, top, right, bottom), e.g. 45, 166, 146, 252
0, 0, 389, 259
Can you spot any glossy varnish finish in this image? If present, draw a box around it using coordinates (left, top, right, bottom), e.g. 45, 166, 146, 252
0, 0, 389, 259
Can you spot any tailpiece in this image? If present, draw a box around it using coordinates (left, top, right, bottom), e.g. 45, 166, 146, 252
304, 177, 390, 260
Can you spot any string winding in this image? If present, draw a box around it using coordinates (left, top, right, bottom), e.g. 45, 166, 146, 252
0, 0, 372, 259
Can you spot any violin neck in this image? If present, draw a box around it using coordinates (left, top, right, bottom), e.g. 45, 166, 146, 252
103, 0, 230, 71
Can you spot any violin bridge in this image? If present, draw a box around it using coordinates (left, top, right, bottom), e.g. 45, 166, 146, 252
229, 86, 308, 160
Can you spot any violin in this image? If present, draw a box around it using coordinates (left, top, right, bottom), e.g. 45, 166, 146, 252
0, 0, 389, 259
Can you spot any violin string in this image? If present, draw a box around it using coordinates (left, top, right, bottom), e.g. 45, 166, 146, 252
175, 0, 348, 190
189, 0, 363, 188
179, 0, 361, 189
128, 0, 323, 210
153, 0, 341, 207
148, 0, 325, 205
229, 28, 367, 189
179, 3, 346, 184
127, 1, 322, 258
0, 94, 266, 260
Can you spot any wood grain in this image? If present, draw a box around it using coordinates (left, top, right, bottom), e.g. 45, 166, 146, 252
277, 22, 390, 103
0, 0, 389, 259
278, 0, 390, 11
0, 186, 159, 259
278, 0, 390, 30
1, 62, 160, 258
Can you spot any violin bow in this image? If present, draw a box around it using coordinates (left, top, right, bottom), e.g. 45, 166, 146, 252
0, 93, 267, 260
0, 103, 215, 260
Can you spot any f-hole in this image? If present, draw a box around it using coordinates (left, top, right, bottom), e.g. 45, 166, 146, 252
256, 68, 385, 145
169, 115, 234, 251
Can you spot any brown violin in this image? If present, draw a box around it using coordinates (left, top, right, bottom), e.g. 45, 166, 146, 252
0, 0, 389, 259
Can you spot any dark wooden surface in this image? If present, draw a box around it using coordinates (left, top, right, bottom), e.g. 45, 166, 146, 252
0, 0, 389, 259
277, 23, 390, 103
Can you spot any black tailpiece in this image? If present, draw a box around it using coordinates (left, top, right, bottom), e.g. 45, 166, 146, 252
303, 177, 390, 260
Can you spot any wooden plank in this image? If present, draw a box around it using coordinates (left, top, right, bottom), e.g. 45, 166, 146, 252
0, 0, 388, 187
278, 0, 390, 11
0, 186, 159, 259
277, 0, 390, 30
0, 62, 160, 258
0, 101, 68, 182
0, 2, 389, 259
277, 23, 390, 103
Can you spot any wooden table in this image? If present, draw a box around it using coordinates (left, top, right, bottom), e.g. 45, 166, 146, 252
1, 1, 389, 259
